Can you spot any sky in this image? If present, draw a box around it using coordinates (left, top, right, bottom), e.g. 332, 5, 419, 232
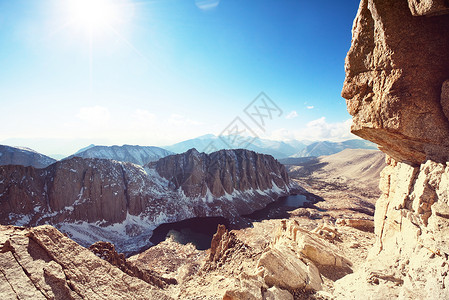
0, 0, 361, 156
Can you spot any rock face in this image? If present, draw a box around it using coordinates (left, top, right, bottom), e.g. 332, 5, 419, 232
336, 0, 449, 298
408, 0, 449, 16
341, 0, 449, 164
151, 148, 289, 198
68, 144, 173, 166
0, 225, 172, 299
0, 149, 291, 254
88, 241, 177, 288
0, 145, 56, 168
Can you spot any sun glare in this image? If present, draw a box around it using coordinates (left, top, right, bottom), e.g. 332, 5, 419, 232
68, 0, 119, 34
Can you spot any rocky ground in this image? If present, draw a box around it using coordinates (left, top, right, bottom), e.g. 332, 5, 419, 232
0, 148, 383, 299
124, 148, 385, 299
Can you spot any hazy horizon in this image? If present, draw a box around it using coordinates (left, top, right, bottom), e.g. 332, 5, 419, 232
1, 132, 368, 158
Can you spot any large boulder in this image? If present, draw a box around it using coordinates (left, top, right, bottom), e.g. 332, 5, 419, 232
341, 0, 449, 164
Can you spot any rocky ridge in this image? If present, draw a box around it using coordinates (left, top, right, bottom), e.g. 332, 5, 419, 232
0, 145, 56, 169
0, 225, 173, 299
0, 149, 292, 254
67, 144, 174, 166
336, 0, 449, 298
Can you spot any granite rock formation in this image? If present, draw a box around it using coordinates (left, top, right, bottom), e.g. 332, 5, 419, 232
89, 241, 177, 288
341, 0, 449, 164
0, 225, 173, 299
151, 148, 289, 198
337, 0, 449, 298
0, 149, 291, 254
0, 145, 56, 169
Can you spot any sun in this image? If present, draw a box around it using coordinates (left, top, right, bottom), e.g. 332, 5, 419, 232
68, 0, 119, 34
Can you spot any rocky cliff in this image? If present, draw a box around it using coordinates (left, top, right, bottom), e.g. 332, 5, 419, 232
0, 145, 56, 168
336, 0, 449, 298
151, 148, 289, 198
0, 149, 291, 254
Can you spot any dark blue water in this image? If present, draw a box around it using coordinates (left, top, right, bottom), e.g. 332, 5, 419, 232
149, 194, 310, 249
282, 194, 308, 207
243, 194, 309, 221
149, 217, 229, 250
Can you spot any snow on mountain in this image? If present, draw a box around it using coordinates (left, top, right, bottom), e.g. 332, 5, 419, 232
0, 145, 56, 168
164, 134, 308, 159
290, 139, 378, 158
165, 134, 377, 159
67, 145, 174, 166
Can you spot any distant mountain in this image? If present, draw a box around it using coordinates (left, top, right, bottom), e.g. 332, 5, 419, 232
48, 154, 66, 160
165, 135, 377, 159
0, 145, 56, 168
67, 145, 174, 166
286, 148, 386, 195
74, 144, 96, 155
290, 139, 378, 158
165, 134, 308, 159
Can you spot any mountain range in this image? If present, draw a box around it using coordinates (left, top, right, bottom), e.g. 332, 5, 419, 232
67, 144, 174, 166
164, 134, 378, 159
0, 145, 56, 168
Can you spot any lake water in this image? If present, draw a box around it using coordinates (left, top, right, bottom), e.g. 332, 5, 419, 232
149, 216, 229, 250
149, 194, 309, 250
243, 194, 309, 221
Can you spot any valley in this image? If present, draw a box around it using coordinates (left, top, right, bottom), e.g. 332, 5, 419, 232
1, 0, 448, 298
0, 143, 384, 299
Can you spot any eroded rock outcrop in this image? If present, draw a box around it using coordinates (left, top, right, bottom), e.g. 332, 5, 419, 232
151, 148, 290, 198
89, 241, 177, 288
0, 225, 172, 299
342, 0, 449, 164
337, 0, 449, 298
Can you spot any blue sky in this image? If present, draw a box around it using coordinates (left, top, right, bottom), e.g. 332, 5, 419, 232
0, 0, 361, 156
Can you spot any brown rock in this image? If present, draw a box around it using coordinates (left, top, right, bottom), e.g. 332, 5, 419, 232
342, 0, 449, 164
258, 245, 322, 291
204, 224, 251, 271
407, 0, 449, 16
335, 0, 449, 298
223, 273, 265, 300
89, 241, 177, 288
152, 148, 290, 198
0, 224, 173, 299
336, 218, 375, 232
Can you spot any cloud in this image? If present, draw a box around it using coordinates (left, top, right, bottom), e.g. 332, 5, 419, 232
300, 117, 352, 141
267, 117, 353, 142
169, 114, 203, 126
76, 106, 110, 125
285, 111, 298, 119
195, 0, 220, 11
306, 106, 314, 109
133, 109, 156, 122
